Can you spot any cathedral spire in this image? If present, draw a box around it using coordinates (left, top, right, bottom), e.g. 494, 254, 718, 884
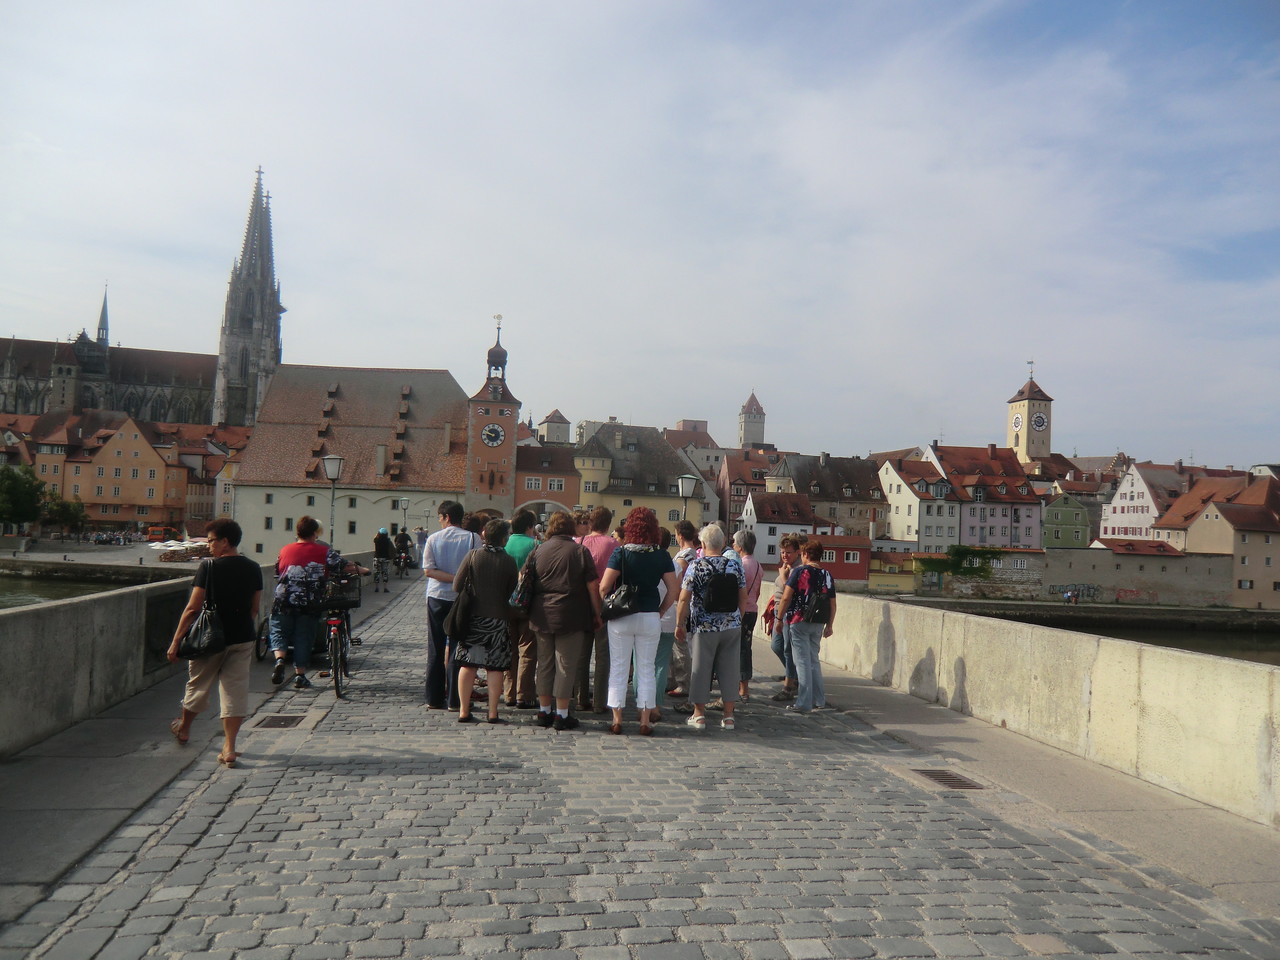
214, 169, 285, 427
96, 284, 109, 348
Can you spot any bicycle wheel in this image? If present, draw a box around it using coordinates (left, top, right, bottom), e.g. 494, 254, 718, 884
328, 622, 345, 697
254, 617, 270, 661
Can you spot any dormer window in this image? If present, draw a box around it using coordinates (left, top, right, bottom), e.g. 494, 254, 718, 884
1018, 485, 1028, 494
998, 484, 1007, 494
842, 485, 852, 496
916, 480, 928, 492
973, 487, 985, 502
872, 489, 882, 499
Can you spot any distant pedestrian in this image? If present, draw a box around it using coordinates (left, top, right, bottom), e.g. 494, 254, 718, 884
167, 519, 262, 767
503, 509, 540, 708
769, 535, 804, 701
733, 529, 764, 702
575, 506, 616, 713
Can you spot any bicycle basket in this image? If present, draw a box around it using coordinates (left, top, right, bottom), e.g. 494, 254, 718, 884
323, 575, 362, 610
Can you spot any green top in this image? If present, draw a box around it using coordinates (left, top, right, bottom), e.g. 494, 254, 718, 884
505, 533, 538, 571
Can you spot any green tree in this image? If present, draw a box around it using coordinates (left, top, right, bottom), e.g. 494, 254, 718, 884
0, 465, 46, 529
918, 544, 1004, 580
41, 489, 88, 534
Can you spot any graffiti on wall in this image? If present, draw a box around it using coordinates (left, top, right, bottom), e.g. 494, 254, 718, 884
1116, 588, 1159, 603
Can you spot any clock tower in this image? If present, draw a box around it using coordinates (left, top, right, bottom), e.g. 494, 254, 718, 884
1006, 374, 1053, 464
465, 320, 520, 517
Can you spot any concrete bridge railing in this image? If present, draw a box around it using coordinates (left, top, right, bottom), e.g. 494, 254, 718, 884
826, 593, 1280, 829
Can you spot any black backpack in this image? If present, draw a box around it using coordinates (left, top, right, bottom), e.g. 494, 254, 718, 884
701, 557, 740, 614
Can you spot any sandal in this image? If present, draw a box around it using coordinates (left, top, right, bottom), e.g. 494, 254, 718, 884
638, 725, 653, 736
648, 710, 662, 724
685, 715, 706, 729
169, 720, 188, 745
721, 718, 736, 730
608, 723, 623, 735
217, 752, 238, 767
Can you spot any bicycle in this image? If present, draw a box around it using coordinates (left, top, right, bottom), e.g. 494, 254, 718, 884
254, 616, 270, 661
316, 574, 361, 698
394, 550, 413, 579
372, 557, 390, 593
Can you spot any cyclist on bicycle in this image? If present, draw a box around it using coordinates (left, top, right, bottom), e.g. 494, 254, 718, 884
372, 528, 395, 592
393, 528, 415, 572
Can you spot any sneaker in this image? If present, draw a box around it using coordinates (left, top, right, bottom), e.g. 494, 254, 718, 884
553, 715, 580, 732
770, 690, 795, 702
536, 711, 556, 728
784, 704, 809, 714
292, 674, 311, 689
271, 660, 286, 685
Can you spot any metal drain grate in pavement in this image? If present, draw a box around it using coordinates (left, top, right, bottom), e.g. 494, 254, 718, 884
256, 714, 305, 728
912, 768, 984, 789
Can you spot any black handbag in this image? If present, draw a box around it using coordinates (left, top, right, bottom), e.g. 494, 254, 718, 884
600, 548, 639, 621
443, 557, 475, 637
178, 559, 228, 659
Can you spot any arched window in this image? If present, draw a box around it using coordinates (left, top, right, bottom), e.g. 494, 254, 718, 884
238, 347, 250, 380
174, 396, 195, 423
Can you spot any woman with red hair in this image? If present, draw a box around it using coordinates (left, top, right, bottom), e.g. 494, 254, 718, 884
597, 507, 679, 735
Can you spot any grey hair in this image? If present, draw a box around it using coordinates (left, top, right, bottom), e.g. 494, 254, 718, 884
698, 523, 726, 555
732, 529, 756, 554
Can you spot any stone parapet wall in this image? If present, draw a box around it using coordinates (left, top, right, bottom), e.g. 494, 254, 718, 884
826, 593, 1280, 828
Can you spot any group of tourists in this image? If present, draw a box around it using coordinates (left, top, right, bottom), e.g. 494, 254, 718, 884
421, 500, 839, 734
164, 499, 840, 768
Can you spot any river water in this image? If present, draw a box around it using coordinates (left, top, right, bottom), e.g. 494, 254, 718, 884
0, 578, 121, 610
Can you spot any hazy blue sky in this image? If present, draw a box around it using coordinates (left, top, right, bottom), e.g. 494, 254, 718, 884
2, 1, 1276, 468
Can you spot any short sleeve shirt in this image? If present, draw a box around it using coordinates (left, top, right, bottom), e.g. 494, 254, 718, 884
196, 555, 263, 644
785, 564, 835, 625
681, 554, 745, 633
606, 545, 675, 614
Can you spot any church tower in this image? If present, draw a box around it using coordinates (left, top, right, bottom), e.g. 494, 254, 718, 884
738, 391, 766, 448
464, 320, 521, 517
1007, 374, 1053, 464
213, 169, 284, 427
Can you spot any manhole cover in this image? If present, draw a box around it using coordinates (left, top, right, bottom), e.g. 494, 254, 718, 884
912, 768, 983, 790
256, 714, 305, 728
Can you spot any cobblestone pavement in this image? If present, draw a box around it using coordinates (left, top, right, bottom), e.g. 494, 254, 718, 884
6, 591, 1279, 960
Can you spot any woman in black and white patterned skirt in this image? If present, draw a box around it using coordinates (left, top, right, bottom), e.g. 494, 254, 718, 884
452, 519, 519, 723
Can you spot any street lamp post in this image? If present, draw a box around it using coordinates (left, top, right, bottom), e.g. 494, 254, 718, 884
677, 474, 698, 521
399, 497, 410, 535
320, 455, 344, 551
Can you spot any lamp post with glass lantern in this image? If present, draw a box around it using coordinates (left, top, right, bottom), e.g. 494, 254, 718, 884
399, 497, 410, 535
677, 474, 698, 520
320, 455, 344, 551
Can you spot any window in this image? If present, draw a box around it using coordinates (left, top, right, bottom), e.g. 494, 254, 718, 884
768, 526, 777, 536
948, 527, 955, 536
1241, 556, 1249, 566
285, 518, 294, 531
255, 544, 264, 554
1073, 530, 1081, 541
39, 463, 46, 475
1238, 579, 1254, 589
1012, 558, 1028, 569
348, 497, 357, 508
95, 485, 104, 496
623, 499, 633, 507
583, 481, 599, 493
844, 550, 860, 563
525, 477, 542, 490
548, 478, 565, 492
73, 465, 81, 476
148, 469, 157, 480
113, 467, 121, 478
264, 517, 274, 530
1242, 533, 1249, 543
137, 506, 148, 516
668, 510, 680, 522
767, 545, 776, 556
1053, 530, 1061, 540
112, 486, 120, 497
130, 468, 139, 479
265, 493, 274, 504
307, 495, 316, 506
96, 467, 104, 477
348, 521, 357, 535
146, 488, 155, 499
73, 484, 80, 495
821, 550, 835, 562
989, 558, 1003, 568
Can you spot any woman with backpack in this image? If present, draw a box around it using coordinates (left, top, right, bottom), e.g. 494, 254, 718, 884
778, 539, 837, 714
674, 524, 747, 730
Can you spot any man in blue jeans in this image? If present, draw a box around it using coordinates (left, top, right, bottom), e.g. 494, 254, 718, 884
422, 501, 481, 709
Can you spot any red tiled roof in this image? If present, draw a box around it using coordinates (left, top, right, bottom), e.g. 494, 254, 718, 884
1092, 539, 1186, 556
662, 428, 721, 450
747, 491, 821, 525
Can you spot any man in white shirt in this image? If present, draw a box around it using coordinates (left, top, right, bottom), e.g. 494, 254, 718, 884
422, 501, 481, 710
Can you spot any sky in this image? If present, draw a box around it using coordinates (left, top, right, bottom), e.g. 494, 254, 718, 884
1, 0, 1277, 469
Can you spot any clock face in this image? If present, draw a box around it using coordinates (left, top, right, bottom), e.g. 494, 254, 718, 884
1031, 412, 1048, 432
1011, 413, 1024, 431
481, 423, 505, 447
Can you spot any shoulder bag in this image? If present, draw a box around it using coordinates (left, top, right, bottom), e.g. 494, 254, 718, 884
443, 554, 475, 638
511, 549, 537, 614
600, 548, 639, 621
178, 559, 228, 659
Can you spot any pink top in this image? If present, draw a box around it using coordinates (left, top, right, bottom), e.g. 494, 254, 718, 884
740, 554, 765, 614
580, 532, 618, 578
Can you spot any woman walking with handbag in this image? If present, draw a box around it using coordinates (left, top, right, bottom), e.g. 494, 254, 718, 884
167, 519, 263, 767
597, 507, 679, 736
450, 519, 519, 723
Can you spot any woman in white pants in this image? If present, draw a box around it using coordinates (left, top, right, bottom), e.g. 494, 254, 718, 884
597, 507, 679, 736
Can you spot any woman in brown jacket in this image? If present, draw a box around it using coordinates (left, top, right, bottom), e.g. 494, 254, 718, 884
453, 519, 519, 723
